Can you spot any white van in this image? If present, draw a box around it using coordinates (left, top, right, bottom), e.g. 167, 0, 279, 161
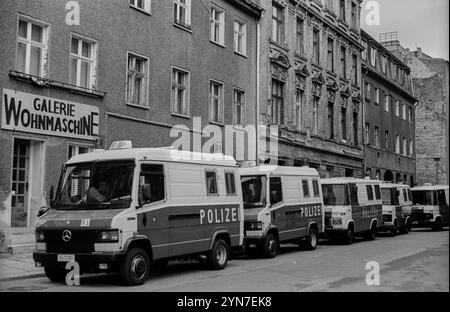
411, 185, 449, 230
239, 166, 324, 258
321, 178, 382, 244
33, 142, 244, 285
379, 183, 412, 235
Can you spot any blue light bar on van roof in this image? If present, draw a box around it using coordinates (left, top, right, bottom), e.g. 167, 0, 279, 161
109, 141, 133, 150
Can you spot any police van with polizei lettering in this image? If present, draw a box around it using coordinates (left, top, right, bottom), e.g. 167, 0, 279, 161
321, 178, 382, 244
33, 141, 244, 286
410, 184, 449, 230
239, 166, 324, 258
379, 183, 412, 236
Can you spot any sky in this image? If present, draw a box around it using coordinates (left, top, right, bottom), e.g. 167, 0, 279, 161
361, 0, 449, 60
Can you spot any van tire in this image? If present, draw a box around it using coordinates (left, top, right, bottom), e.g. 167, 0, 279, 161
120, 247, 150, 286
44, 267, 66, 282
399, 221, 409, 234
207, 239, 229, 270
390, 221, 398, 237
303, 228, 318, 251
262, 233, 279, 258
432, 218, 443, 231
365, 224, 377, 241
343, 228, 354, 245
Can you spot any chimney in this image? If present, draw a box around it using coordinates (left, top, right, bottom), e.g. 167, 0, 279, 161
416, 47, 423, 58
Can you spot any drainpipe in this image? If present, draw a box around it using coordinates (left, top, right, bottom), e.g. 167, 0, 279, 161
255, 10, 264, 166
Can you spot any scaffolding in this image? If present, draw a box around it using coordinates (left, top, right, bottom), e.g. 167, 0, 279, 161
379, 31, 400, 46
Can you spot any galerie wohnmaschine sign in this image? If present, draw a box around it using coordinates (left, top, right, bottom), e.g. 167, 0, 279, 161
1, 89, 99, 140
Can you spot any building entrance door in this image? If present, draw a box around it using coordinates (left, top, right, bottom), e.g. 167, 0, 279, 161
11, 139, 30, 227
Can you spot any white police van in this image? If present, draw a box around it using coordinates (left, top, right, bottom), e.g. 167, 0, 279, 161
33, 142, 244, 285
321, 178, 382, 244
379, 183, 412, 235
411, 184, 449, 230
240, 166, 324, 258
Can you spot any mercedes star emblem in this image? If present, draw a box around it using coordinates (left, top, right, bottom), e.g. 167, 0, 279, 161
62, 230, 72, 242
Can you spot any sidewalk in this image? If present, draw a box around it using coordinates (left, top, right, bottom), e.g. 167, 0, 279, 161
0, 252, 44, 282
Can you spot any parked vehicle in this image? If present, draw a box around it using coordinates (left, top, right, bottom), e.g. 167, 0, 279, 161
239, 165, 324, 258
410, 185, 449, 230
379, 183, 412, 235
33, 142, 244, 285
321, 178, 382, 244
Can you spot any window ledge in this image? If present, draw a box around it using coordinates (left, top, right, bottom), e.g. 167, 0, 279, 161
129, 4, 152, 16
171, 112, 191, 119
210, 40, 226, 48
126, 103, 150, 110
234, 51, 248, 58
9, 70, 106, 98
173, 22, 192, 33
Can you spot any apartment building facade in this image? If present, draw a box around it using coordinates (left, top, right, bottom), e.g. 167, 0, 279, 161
258, 0, 365, 178
0, 0, 262, 252
361, 30, 417, 186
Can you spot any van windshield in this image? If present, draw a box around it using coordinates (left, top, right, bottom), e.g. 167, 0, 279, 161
55, 160, 135, 210
241, 175, 267, 209
322, 184, 349, 206
412, 190, 436, 205
381, 188, 397, 205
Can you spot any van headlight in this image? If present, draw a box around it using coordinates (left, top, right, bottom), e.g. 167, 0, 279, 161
331, 217, 343, 226
98, 230, 120, 243
247, 222, 262, 230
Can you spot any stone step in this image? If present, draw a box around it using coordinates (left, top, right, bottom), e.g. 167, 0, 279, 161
8, 244, 36, 255
11, 233, 35, 245
10, 227, 35, 235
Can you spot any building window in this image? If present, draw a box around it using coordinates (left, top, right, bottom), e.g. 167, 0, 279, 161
384, 94, 390, 112
296, 18, 304, 54
362, 41, 368, 61
395, 134, 400, 154
313, 97, 320, 135
68, 145, 91, 159
327, 102, 334, 139
409, 139, 413, 156
351, 2, 357, 29
364, 82, 371, 101
339, 0, 346, 21
173, 0, 191, 28
408, 107, 413, 122
234, 19, 247, 55
395, 100, 400, 116
341, 107, 347, 141
374, 88, 380, 104
402, 137, 407, 156
340, 46, 347, 78
325, 0, 334, 11
130, 0, 151, 13
374, 126, 379, 148
233, 89, 245, 126
351, 53, 357, 85
313, 29, 320, 64
16, 16, 49, 77
126, 53, 149, 106
384, 130, 389, 149
402, 104, 407, 120
271, 79, 284, 124
364, 122, 370, 145
272, 4, 284, 44
210, 6, 225, 45
295, 90, 304, 130
209, 80, 224, 124
70, 35, 97, 90
327, 38, 334, 71
370, 47, 377, 67
381, 55, 388, 74
353, 112, 358, 146
171, 67, 190, 116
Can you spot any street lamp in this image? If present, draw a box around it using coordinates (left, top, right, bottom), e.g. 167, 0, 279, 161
433, 157, 441, 185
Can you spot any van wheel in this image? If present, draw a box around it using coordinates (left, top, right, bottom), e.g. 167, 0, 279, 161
365, 224, 377, 241
399, 221, 409, 234
207, 239, 229, 270
303, 228, 318, 251
262, 233, 279, 258
390, 222, 398, 237
433, 218, 443, 231
44, 267, 66, 282
120, 247, 150, 286
343, 228, 354, 245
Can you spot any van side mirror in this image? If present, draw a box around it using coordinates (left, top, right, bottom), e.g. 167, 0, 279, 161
138, 184, 152, 206
37, 205, 50, 218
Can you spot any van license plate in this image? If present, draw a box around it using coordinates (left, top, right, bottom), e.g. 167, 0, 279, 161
57, 254, 75, 262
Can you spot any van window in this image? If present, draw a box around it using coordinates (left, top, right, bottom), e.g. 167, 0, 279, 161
322, 184, 349, 205
381, 188, 392, 205
270, 177, 283, 205
437, 190, 446, 205
412, 190, 436, 205
374, 185, 381, 200
140, 164, 165, 204
312, 180, 320, 197
407, 189, 412, 201
403, 189, 408, 202
366, 185, 374, 200
349, 183, 358, 205
225, 172, 236, 195
302, 180, 310, 197
206, 171, 218, 195
242, 175, 267, 209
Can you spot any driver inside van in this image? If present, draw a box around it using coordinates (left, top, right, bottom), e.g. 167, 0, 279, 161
87, 181, 108, 202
